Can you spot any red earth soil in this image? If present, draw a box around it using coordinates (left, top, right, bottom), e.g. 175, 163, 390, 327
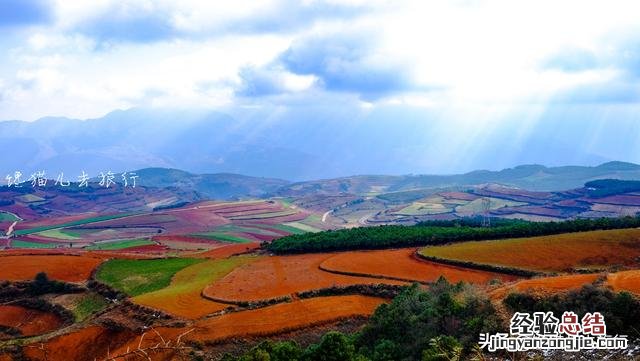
116, 295, 386, 355
22, 325, 136, 361
320, 248, 519, 284
22, 296, 384, 361
0, 255, 102, 282
0, 305, 63, 337
489, 273, 601, 301
607, 270, 640, 295
202, 253, 405, 302
194, 242, 261, 259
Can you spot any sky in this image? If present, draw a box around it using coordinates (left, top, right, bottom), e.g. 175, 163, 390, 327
0, 0, 639, 174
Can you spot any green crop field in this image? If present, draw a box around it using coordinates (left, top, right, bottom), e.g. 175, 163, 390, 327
191, 232, 252, 243
95, 258, 203, 296
36, 228, 82, 240
86, 239, 155, 250
71, 293, 108, 321
0, 212, 20, 222
133, 256, 257, 315
10, 239, 58, 249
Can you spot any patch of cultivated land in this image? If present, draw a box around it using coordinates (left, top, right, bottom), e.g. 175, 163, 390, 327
95, 258, 203, 296
420, 229, 640, 272
607, 270, 640, 294
85, 239, 155, 250
0, 255, 102, 282
489, 274, 601, 301
203, 253, 405, 302
320, 248, 518, 283
0, 305, 63, 337
133, 256, 256, 318
194, 242, 261, 259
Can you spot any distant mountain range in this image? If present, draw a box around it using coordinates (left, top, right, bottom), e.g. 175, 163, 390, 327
1, 107, 638, 180
133, 161, 640, 199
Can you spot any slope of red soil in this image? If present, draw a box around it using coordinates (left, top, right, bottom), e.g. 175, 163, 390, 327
607, 270, 640, 295
194, 242, 261, 259
0, 255, 101, 282
321, 248, 518, 283
489, 274, 601, 301
0, 305, 63, 337
203, 253, 405, 302
22, 326, 135, 361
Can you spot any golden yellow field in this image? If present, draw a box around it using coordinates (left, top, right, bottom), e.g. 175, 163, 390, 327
420, 229, 640, 272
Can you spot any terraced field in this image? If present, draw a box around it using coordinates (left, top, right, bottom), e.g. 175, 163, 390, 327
320, 248, 518, 283
420, 229, 640, 272
607, 270, 640, 294
95, 258, 203, 296
133, 256, 257, 318
0, 255, 102, 282
203, 253, 406, 302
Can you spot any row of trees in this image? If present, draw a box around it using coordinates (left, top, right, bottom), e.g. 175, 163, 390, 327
267, 216, 640, 253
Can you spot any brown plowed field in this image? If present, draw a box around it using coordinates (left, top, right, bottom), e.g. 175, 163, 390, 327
321, 248, 518, 284
0, 255, 102, 282
607, 270, 640, 294
203, 253, 405, 302
0, 305, 63, 337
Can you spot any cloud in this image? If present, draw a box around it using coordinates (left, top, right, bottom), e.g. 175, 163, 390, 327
279, 33, 414, 99
62, 0, 371, 44
542, 47, 599, 72
0, 0, 52, 27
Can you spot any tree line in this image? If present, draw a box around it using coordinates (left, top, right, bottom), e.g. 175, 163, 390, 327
266, 216, 640, 253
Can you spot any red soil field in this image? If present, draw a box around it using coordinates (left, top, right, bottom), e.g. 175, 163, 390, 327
0, 305, 63, 337
0, 255, 102, 282
321, 248, 518, 284
195, 242, 261, 259
118, 295, 385, 353
203, 253, 405, 302
22, 326, 136, 361
607, 270, 640, 295
489, 274, 601, 300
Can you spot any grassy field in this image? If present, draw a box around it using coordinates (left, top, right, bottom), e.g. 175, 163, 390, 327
71, 293, 108, 321
36, 228, 81, 240
0, 211, 20, 222
95, 258, 203, 296
455, 197, 526, 213
13, 213, 136, 236
191, 232, 252, 243
419, 228, 640, 272
133, 256, 256, 318
86, 239, 155, 250
11, 239, 58, 249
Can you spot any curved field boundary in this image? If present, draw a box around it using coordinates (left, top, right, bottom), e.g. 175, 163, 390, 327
318, 248, 520, 284
318, 262, 425, 284
414, 251, 545, 278
132, 257, 256, 319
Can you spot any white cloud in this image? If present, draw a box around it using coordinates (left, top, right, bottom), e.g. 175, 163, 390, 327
0, 0, 639, 120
